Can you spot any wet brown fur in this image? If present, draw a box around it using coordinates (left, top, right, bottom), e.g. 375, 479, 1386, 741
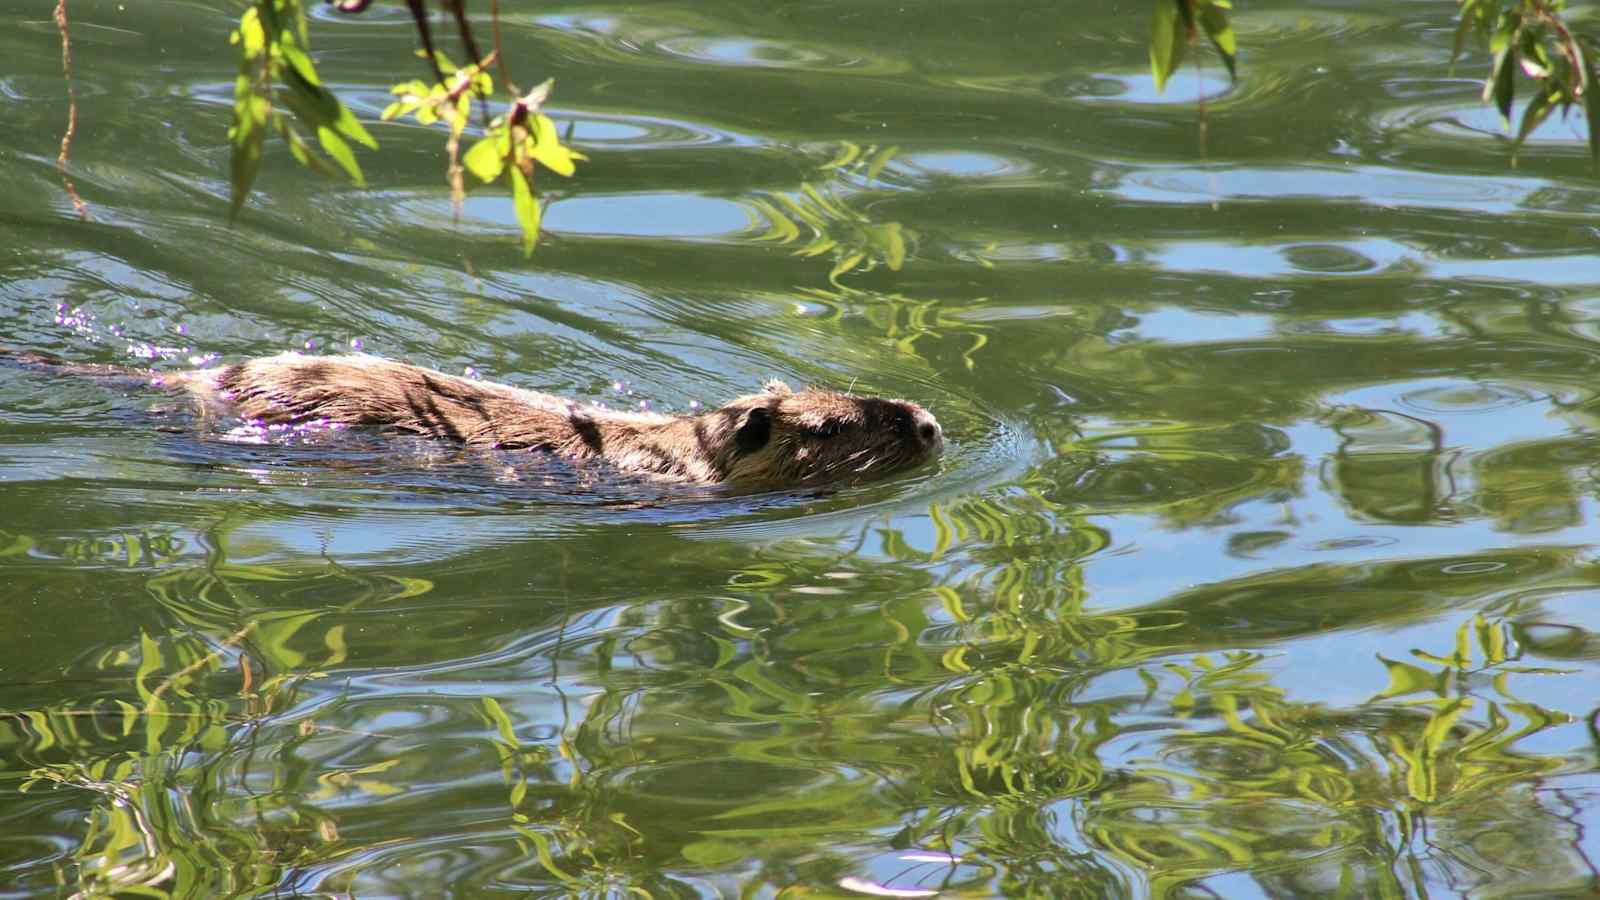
169, 353, 942, 486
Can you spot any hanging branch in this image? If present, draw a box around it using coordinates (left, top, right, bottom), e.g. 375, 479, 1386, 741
220, 0, 581, 256
53, 0, 88, 221
1147, 0, 1600, 172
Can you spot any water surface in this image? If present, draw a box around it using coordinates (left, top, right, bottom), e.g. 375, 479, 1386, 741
3, 1, 1599, 897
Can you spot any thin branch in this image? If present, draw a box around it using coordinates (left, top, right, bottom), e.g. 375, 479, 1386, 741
144, 622, 257, 712
491, 0, 514, 95
404, 0, 445, 84
53, 0, 88, 221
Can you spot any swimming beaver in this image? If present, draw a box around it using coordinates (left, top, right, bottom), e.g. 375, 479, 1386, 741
126, 353, 941, 487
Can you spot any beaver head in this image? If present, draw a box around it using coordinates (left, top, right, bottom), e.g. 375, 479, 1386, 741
694, 380, 943, 486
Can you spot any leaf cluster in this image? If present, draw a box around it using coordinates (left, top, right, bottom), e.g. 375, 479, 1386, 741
1149, 0, 1237, 93
228, 0, 377, 221
230, 1, 583, 256
1455, 0, 1600, 166
1149, 0, 1600, 170
383, 53, 586, 255
751, 144, 911, 285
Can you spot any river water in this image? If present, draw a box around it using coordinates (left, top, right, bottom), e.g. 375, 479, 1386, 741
3, 1, 1599, 897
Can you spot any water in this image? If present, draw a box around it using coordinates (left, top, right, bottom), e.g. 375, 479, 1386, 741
3, 1, 1599, 897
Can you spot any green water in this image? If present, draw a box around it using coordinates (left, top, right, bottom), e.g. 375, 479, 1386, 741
4, 1, 1600, 897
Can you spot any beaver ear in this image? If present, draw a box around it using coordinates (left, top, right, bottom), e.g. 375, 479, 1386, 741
734, 406, 772, 453
762, 379, 793, 396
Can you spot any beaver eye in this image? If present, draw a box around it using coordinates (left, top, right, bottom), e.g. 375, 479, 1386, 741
918, 422, 937, 443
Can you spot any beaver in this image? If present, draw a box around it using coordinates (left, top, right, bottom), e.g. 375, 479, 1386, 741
30, 352, 941, 487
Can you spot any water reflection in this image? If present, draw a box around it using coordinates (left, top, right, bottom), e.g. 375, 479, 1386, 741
7, 0, 1600, 895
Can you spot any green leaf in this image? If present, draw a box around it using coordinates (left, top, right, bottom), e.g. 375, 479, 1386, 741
1421, 697, 1469, 755
1488, 9, 1518, 56
682, 840, 745, 866
425, 48, 460, 75
875, 222, 907, 270
822, 142, 861, 170
1199, 4, 1236, 80
1581, 43, 1600, 170
279, 40, 322, 88
866, 145, 898, 181
528, 114, 584, 177
829, 251, 865, 282
1585, 84, 1600, 171
463, 136, 506, 182
509, 166, 542, 256
332, 103, 378, 150
1477, 613, 1509, 665
1150, 0, 1187, 93
1487, 47, 1517, 128
283, 69, 378, 151
481, 696, 519, 748
274, 116, 342, 180
235, 6, 266, 58
229, 78, 269, 222
1454, 617, 1474, 668
1373, 656, 1446, 700
317, 126, 365, 186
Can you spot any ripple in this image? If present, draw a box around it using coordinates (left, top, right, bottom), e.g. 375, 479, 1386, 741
1, 75, 68, 103
900, 151, 1031, 179
840, 850, 995, 897
1126, 305, 1273, 341
1429, 253, 1600, 287
1439, 560, 1506, 575
1307, 535, 1400, 551
565, 112, 750, 149
1114, 164, 1542, 214
1227, 529, 1293, 558
542, 193, 753, 239
1054, 454, 1289, 513
1386, 99, 1593, 150
1071, 71, 1234, 106
1397, 382, 1538, 416
1281, 243, 1382, 274
1326, 407, 1438, 454
391, 191, 754, 242
537, 13, 906, 76
1232, 8, 1395, 45
1329, 379, 1571, 449
307, 2, 416, 23
1147, 239, 1416, 280
1294, 312, 1444, 338
619, 759, 836, 803
655, 35, 865, 71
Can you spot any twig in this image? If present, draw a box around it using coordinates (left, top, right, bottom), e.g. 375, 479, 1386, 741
491, 0, 513, 95
53, 0, 88, 221
145, 622, 257, 712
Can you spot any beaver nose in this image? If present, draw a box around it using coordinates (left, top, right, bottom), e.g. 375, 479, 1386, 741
912, 407, 943, 449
